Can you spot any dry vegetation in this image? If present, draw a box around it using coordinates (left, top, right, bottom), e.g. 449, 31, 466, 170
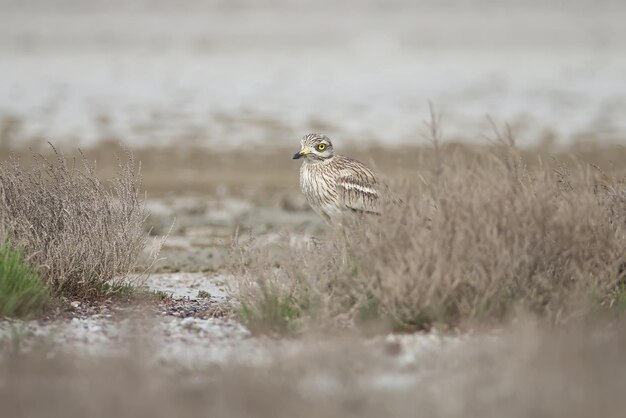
0, 146, 150, 300
0, 135, 624, 325
234, 125, 626, 334
0, 132, 625, 416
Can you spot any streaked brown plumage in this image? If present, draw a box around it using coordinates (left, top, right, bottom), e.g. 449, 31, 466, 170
292, 133, 386, 227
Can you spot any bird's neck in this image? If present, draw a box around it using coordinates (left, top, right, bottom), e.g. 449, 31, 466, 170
304, 155, 335, 165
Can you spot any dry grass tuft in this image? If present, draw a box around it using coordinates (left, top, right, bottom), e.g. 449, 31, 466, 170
0, 145, 150, 299
352, 144, 625, 330
234, 126, 626, 334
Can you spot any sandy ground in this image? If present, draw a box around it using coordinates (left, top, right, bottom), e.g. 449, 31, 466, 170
0, 262, 469, 383
1, 142, 625, 370
0, 192, 467, 386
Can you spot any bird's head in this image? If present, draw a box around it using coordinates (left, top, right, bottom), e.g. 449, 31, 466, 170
292, 133, 335, 161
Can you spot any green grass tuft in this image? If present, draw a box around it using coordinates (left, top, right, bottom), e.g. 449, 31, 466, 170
0, 240, 49, 319
237, 280, 319, 336
100, 281, 137, 300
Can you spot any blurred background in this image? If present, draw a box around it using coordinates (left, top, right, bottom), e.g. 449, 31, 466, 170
2, 5, 626, 417
1, 0, 625, 150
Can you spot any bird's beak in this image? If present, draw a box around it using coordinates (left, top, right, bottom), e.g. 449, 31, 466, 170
292, 147, 311, 159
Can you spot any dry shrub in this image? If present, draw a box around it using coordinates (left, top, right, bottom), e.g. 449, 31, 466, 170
0, 146, 149, 299
234, 137, 626, 334
355, 142, 625, 329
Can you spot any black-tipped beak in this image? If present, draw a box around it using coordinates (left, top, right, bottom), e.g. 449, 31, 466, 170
293, 148, 310, 159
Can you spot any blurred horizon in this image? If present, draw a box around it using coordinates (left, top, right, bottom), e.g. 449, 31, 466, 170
1, 0, 625, 149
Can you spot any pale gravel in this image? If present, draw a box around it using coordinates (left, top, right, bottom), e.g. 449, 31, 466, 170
0, 270, 472, 391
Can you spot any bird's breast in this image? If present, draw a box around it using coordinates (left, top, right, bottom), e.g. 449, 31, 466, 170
300, 162, 338, 208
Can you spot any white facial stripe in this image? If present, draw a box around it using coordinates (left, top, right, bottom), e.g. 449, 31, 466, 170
339, 182, 378, 196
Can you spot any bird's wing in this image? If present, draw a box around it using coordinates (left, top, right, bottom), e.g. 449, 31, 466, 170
336, 173, 381, 215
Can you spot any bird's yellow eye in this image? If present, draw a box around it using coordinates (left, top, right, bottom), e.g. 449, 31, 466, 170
316, 144, 327, 151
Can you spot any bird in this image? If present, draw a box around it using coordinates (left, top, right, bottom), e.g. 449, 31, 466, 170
292, 134, 392, 260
